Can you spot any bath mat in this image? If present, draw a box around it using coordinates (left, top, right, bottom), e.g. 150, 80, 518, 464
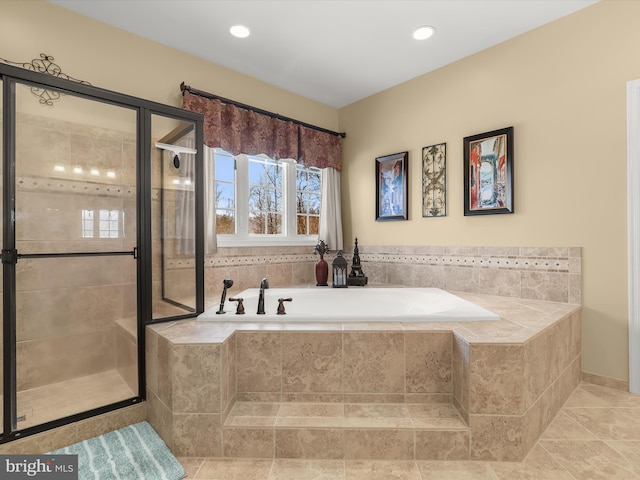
50, 421, 185, 480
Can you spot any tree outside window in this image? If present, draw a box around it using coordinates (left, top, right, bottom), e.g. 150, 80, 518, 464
296, 165, 320, 235
248, 157, 283, 235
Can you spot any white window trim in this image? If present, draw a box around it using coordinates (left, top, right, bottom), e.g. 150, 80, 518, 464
216, 153, 319, 247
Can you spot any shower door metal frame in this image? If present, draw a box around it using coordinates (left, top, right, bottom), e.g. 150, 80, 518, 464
0, 62, 204, 444
158, 122, 199, 316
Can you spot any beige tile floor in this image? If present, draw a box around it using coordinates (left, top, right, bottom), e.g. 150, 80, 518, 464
177, 382, 640, 479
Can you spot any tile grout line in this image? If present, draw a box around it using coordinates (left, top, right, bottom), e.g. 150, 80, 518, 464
537, 439, 593, 480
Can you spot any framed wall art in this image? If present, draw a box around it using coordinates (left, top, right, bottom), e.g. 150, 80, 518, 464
463, 126, 514, 216
375, 151, 408, 221
422, 143, 446, 217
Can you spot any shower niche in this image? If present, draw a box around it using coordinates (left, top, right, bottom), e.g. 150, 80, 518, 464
0, 62, 203, 443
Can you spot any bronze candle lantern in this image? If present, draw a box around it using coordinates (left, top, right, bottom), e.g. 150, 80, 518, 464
332, 251, 348, 288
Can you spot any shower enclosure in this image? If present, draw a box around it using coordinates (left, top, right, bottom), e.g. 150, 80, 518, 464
0, 62, 203, 443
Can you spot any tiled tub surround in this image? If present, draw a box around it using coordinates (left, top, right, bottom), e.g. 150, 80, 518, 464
202, 246, 318, 309
0, 245, 581, 455
357, 245, 582, 305
146, 291, 581, 461
200, 245, 581, 309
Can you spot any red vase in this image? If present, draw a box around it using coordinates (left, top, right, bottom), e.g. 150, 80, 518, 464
315, 255, 329, 286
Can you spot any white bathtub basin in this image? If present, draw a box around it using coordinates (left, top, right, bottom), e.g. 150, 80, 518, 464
198, 287, 499, 322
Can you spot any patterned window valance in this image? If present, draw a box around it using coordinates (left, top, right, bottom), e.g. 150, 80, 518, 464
299, 125, 342, 171
182, 89, 342, 171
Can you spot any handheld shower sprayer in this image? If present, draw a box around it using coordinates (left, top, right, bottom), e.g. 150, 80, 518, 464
216, 279, 234, 314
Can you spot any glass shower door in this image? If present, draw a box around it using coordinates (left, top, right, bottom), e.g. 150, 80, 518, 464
12, 81, 139, 429
0, 77, 3, 435
151, 114, 199, 321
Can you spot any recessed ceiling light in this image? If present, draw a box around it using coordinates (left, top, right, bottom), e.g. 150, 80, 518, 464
413, 25, 435, 40
230, 25, 250, 38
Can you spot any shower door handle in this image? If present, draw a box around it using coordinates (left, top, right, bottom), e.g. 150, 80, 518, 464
10, 249, 138, 262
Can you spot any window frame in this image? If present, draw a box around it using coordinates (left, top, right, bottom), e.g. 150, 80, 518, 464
81, 208, 124, 239
295, 163, 321, 237
214, 150, 320, 247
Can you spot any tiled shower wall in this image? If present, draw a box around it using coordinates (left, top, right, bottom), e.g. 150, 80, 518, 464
12, 111, 137, 390
202, 245, 581, 306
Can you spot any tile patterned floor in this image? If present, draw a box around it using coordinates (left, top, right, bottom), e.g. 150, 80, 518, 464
177, 381, 640, 479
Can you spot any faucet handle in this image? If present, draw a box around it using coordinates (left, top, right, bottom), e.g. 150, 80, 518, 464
229, 297, 245, 315
276, 298, 292, 315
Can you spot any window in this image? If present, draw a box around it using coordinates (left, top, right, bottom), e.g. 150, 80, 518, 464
82, 209, 94, 238
214, 151, 235, 234
296, 164, 321, 235
248, 156, 283, 235
81, 209, 123, 239
99, 209, 121, 238
213, 148, 321, 246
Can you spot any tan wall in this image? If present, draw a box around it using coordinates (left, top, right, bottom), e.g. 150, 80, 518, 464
339, 0, 637, 382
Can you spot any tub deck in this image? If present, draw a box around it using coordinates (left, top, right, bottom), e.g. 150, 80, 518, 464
147, 290, 581, 462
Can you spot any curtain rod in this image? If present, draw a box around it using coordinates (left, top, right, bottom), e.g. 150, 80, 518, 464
180, 82, 346, 139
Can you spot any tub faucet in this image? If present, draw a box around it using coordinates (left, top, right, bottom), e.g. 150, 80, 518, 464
215, 279, 233, 314
257, 278, 269, 314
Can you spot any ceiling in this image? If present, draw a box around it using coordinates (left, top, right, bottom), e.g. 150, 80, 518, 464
50, 0, 598, 108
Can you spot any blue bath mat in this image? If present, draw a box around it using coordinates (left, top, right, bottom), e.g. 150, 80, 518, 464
50, 421, 185, 480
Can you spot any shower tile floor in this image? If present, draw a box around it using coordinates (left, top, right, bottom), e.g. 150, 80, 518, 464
16, 369, 135, 429
177, 381, 640, 480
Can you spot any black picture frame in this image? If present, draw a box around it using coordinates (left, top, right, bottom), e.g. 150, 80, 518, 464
463, 126, 514, 216
375, 151, 408, 221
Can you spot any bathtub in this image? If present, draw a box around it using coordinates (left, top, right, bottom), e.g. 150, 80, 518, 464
198, 287, 499, 322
